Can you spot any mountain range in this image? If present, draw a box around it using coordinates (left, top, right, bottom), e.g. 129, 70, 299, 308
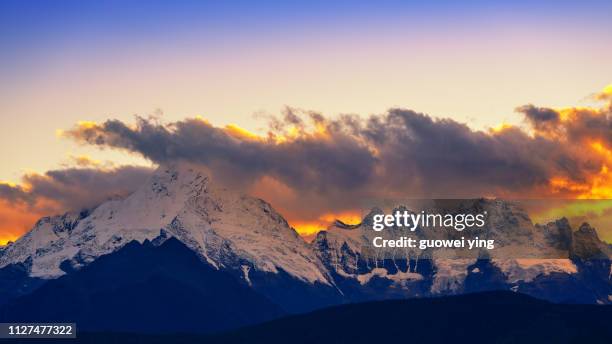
0, 162, 610, 333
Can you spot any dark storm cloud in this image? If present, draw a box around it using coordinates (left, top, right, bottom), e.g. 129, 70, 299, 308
0, 183, 33, 205
516, 98, 612, 149
63, 106, 608, 203
65, 115, 377, 192
363, 109, 553, 194
0, 165, 153, 211
516, 104, 560, 132
564, 108, 612, 147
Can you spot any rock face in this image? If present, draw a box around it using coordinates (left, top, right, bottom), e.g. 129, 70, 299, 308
540, 218, 573, 251
571, 223, 610, 260
0, 162, 610, 330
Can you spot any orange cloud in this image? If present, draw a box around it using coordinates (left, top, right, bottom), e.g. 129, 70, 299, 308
68, 154, 103, 168
224, 124, 264, 141
0, 166, 153, 244
593, 84, 612, 102
248, 176, 363, 236
5, 84, 612, 242
0, 200, 49, 245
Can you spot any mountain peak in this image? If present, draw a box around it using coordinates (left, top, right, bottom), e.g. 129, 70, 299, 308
571, 222, 608, 260
0, 162, 332, 285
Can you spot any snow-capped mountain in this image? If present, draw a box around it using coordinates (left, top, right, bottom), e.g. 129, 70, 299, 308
0, 162, 331, 286
312, 199, 611, 303
1, 162, 610, 322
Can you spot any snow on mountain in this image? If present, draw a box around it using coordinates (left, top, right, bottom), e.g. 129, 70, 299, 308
493, 259, 578, 284
312, 200, 584, 295
0, 162, 331, 285
0, 212, 84, 277
1, 165, 608, 304
313, 208, 433, 293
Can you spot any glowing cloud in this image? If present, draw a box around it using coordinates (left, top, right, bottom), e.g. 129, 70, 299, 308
3, 85, 612, 241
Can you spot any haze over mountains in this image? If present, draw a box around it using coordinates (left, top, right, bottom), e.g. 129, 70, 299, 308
0, 162, 610, 333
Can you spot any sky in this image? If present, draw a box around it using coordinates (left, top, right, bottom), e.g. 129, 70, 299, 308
1, 1, 612, 244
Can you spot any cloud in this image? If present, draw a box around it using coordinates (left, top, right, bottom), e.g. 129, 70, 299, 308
516, 104, 560, 132
0, 165, 151, 244
0, 200, 43, 245
1, 165, 153, 214
63, 154, 105, 168
0, 183, 33, 205
63, 114, 378, 194
2, 84, 608, 239
61, 85, 612, 226
593, 84, 612, 103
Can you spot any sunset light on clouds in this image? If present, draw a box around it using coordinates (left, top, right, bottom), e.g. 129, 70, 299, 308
2, 1, 612, 245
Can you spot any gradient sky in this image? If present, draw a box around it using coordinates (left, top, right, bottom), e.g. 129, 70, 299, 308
2, 1, 612, 245
2, 0, 612, 182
